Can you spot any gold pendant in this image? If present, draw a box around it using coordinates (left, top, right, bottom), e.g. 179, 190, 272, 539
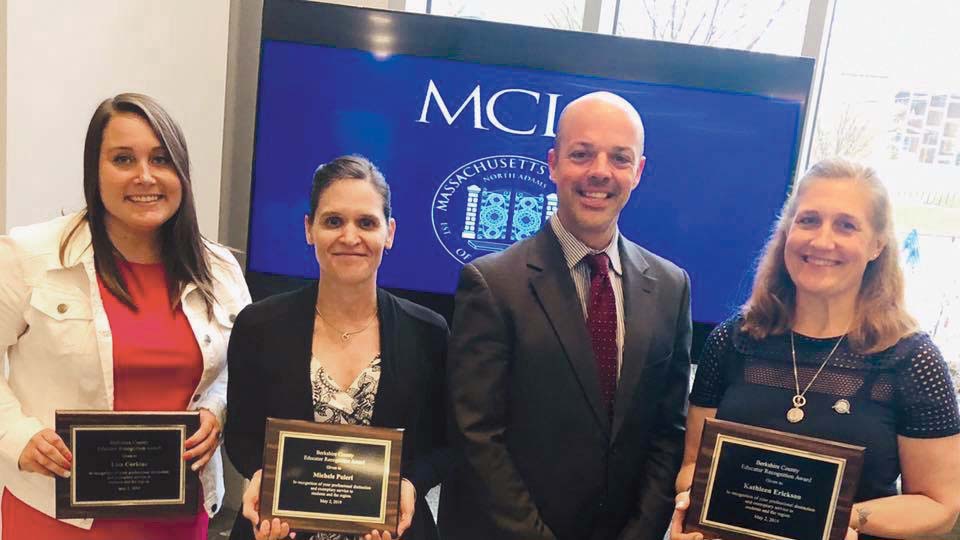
787, 407, 804, 423
340, 333, 350, 341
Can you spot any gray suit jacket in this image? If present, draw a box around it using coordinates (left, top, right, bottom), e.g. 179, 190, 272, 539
438, 225, 691, 540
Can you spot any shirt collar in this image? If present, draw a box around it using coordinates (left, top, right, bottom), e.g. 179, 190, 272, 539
549, 215, 622, 276
54, 213, 95, 269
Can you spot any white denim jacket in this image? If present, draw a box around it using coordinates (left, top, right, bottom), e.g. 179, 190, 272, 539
0, 213, 251, 529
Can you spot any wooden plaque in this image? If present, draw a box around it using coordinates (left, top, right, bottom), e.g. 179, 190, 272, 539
260, 418, 404, 535
685, 418, 864, 540
55, 410, 200, 519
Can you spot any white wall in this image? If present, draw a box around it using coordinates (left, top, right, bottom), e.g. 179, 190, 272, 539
0, 0, 404, 532
1, 2, 229, 533
1, 0, 7, 235
1, 0, 8, 533
4, 0, 231, 238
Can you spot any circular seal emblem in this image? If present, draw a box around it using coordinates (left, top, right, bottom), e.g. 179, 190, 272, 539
432, 155, 556, 264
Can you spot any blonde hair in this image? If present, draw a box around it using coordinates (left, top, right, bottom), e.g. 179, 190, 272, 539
741, 158, 917, 353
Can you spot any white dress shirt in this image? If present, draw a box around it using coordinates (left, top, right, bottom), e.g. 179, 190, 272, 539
549, 215, 626, 376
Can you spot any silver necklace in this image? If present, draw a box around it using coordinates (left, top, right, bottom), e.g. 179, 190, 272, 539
315, 307, 376, 342
787, 331, 845, 423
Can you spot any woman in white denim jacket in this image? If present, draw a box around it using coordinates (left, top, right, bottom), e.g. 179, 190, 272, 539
0, 93, 250, 539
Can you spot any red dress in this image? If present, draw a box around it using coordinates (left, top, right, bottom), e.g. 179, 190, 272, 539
2, 260, 209, 540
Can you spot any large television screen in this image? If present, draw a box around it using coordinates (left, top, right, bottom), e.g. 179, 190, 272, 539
248, 0, 814, 326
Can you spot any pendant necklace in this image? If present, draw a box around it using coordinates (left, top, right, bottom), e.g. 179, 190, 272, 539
787, 331, 845, 424
315, 307, 376, 342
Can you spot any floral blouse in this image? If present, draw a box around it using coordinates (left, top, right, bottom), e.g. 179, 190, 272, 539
308, 355, 382, 540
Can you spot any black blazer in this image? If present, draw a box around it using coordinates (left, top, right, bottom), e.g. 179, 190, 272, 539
224, 284, 451, 540
438, 226, 692, 540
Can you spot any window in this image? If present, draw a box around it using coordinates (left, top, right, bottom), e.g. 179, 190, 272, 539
809, 0, 960, 394
911, 99, 928, 117
903, 135, 918, 153
610, 0, 811, 55
948, 101, 960, 118
405, 0, 586, 30
941, 138, 956, 156
902, 135, 919, 153
928, 109, 945, 126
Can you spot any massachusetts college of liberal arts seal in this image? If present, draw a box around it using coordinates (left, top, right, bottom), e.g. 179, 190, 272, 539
431, 155, 556, 264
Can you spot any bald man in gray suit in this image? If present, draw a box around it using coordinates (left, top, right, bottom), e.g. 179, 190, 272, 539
439, 92, 692, 540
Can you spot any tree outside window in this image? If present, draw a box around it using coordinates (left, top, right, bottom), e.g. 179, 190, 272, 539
612, 0, 811, 55
408, 0, 587, 30
811, 0, 960, 395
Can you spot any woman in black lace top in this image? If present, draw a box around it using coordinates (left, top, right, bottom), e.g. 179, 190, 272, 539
671, 159, 960, 539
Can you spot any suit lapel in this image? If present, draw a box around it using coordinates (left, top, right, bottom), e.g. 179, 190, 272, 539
612, 240, 657, 440
528, 228, 611, 433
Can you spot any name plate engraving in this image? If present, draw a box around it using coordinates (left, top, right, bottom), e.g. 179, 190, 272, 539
260, 418, 403, 535
685, 419, 864, 540
55, 411, 200, 519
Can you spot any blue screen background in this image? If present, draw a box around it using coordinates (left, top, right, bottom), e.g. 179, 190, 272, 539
249, 40, 801, 324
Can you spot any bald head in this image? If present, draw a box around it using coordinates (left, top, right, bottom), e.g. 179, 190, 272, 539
546, 91, 647, 249
554, 91, 645, 155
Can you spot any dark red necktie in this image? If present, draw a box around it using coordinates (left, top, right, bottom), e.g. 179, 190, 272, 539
586, 253, 618, 416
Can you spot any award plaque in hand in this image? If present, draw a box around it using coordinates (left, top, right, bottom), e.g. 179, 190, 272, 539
684, 418, 864, 540
259, 418, 404, 536
55, 410, 200, 519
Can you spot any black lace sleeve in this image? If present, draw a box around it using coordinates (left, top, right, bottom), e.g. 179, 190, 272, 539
690, 317, 738, 408
893, 333, 960, 438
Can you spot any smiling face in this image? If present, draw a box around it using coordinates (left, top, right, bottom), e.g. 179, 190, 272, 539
98, 112, 183, 240
784, 177, 885, 305
305, 178, 396, 286
547, 95, 645, 249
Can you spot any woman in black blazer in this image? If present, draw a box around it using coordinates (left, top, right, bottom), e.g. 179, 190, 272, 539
225, 156, 451, 540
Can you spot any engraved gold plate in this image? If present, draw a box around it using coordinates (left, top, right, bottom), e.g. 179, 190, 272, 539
686, 418, 866, 540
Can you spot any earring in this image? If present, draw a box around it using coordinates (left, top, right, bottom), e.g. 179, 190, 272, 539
384, 248, 391, 256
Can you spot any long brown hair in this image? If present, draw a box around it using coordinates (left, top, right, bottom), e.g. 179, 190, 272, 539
60, 93, 218, 316
741, 158, 917, 353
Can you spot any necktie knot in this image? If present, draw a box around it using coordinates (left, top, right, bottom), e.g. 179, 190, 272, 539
586, 253, 610, 277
